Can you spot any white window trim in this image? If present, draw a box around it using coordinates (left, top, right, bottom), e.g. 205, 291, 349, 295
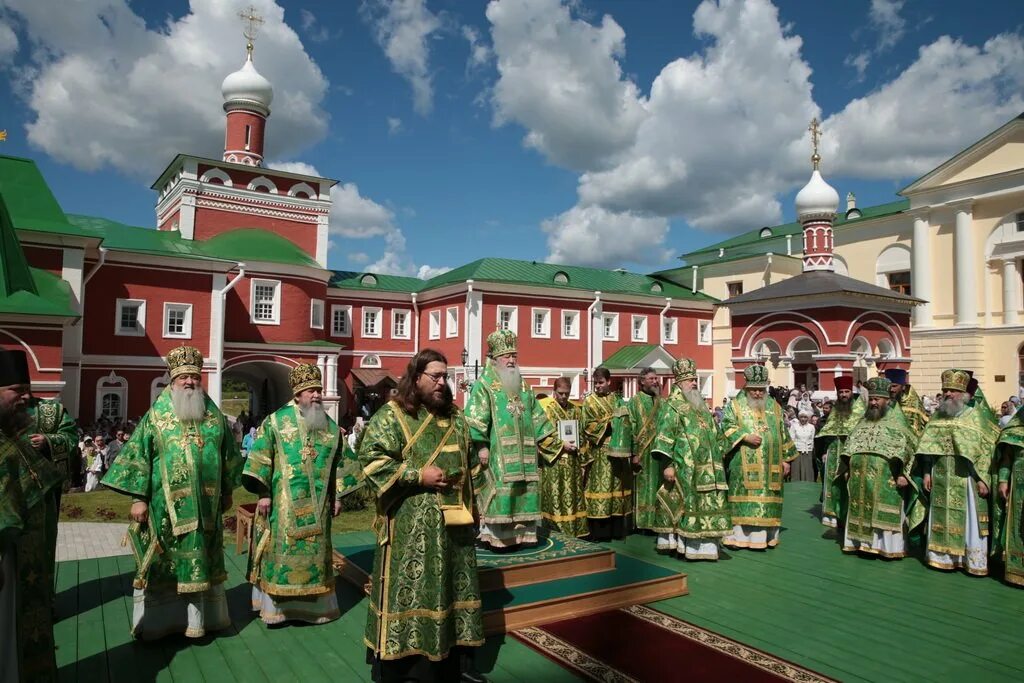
150, 373, 170, 404
330, 304, 352, 338
362, 306, 383, 338
162, 302, 193, 339
310, 299, 325, 330
428, 310, 441, 340
561, 310, 580, 340
497, 305, 519, 335
115, 298, 147, 337
392, 308, 412, 340
697, 319, 712, 346
602, 313, 619, 341
631, 315, 648, 343
662, 316, 678, 344
531, 308, 551, 339
446, 306, 459, 338
95, 372, 127, 421
250, 278, 281, 325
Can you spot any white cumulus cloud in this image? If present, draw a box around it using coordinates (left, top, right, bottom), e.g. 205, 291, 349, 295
361, 0, 442, 116
0, 19, 18, 64
542, 205, 671, 268
870, 0, 906, 52
2, 0, 328, 178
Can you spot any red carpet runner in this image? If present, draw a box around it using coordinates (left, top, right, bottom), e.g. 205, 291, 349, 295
513, 605, 836, 683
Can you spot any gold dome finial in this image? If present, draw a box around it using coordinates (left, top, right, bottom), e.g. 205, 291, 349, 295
808, 117, 822, 170
239, 6, 265, 57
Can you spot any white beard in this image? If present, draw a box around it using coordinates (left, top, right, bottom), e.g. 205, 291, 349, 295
300, 402, 328, 431
171, 387, 206, 422
937, 395, 967, 418
683, 388, 707, 412
746, 396, 766, 412
495, 364, 523, 396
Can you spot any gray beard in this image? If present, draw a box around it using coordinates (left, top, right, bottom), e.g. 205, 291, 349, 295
642, 384, 658, 397
746, 396, 766, 412
865, 404, 889, 422
171, 387, 206, 422
937, 396, 967, 418
834, 397, 853, 417
300, 402, 328, 431
495, 365, 522, 396
683, 388, 707, 411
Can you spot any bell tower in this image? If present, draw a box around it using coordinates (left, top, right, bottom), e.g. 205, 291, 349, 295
221, 7, 273, 167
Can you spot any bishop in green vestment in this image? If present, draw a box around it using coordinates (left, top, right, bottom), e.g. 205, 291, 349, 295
0, 349, 62, 682
816, 374, 864, 528
244, 363, 352, 625
650, 358, 730, 560
582, 367, 634, 541
840, 377, 924, 558
994, 407, 1024, 587
629, 368, 663, 532
466, 330, 560, 549
720, 365, 797, 550
538, 378, 588, 537
912, 369, 999, 576
360, 350, 484, 679
103, 346, 243, 639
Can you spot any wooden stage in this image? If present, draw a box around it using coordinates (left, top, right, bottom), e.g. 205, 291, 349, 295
53, 483, 1024, 682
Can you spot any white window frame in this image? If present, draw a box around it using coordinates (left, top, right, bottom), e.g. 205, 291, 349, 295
250, 278, 281, 325
602, 313, 619, 341
532, 308, 551, 339
330, 305, 352, 337
631, 315, 648, 342
428, 310, 441, 340
310, 299, 325, 330
497, 305, 518, 334
162, 302, 192, 339
561, 310, 580, 340
362, 306, 383, 338
95, 372, 127, 421
662, 316, 678, 344
115, 298, 147, 337
392, 308, 411, 340
697, 319, 712, 346
446, 306, 459, 338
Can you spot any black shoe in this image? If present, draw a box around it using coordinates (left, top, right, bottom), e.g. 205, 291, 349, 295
461, 672, 489, 683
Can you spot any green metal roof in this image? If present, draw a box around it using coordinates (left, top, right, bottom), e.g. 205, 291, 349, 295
599, 344, 662, 370
329, 270, 424, 293
0, 155, 96, 237
201, 229, 320, 268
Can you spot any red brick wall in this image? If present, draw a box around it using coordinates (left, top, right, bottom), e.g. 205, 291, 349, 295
223, 110, 266, 160
21, 245, 65, 277
224, 274, 328, 345
191, 205, 319, 256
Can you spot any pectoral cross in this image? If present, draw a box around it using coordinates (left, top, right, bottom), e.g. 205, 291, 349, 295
808, 117, 822, 170
301, 443, 316, 465
183, 425, 204, 450
507, 397, 525, 418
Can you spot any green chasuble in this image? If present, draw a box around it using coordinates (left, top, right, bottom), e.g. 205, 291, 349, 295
719, 391, 797, 528
994, 409, 1024, 587
359, 401, 484, 661
912, 404, 999, 561
22, 397, 78, 492
896, 387, 928, 439
465, 361, 559, 527
582, 392, 634, 518
843, 407, 925, 551
1, 430, 62, 682
243, 403, 341, 597
103, 389, 243, 593
816, 399, 865, 525
538, 398, 588, 537
650, 388, 730, 539
628, 391, 663, 531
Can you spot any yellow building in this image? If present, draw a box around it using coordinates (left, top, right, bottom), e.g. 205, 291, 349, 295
662, 113, 1024, 405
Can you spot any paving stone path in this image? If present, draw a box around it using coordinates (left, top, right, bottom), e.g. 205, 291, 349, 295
56, 522, 130, 562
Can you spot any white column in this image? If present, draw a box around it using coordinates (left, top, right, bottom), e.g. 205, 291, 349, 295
326, 354, 339, 395
1004, 258, 1020, 326
60, 248, 85, 417
911, 213, 933, 327
954, 205, 977, 326
208, 274, 226, 405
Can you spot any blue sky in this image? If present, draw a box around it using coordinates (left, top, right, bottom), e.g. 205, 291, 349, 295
1, 0, 1022, 277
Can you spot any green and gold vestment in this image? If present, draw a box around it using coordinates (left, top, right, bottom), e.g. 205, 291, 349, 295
243, 403, 342, 598
582, 392, 634, 519
651, 388, 730, 539
22, 396, 78, 492
896, 387, 928, 439
103, 389, 243, 593
628, 391, 663, 530
465, 361, 558, 528
360, 401, 484, 661
538, 398, 588, 537
842, 407, 924, 553
719, 391, 797, 528
912, 404, 999, 563
994, 409, 1024, 586
816, 399, 864, 525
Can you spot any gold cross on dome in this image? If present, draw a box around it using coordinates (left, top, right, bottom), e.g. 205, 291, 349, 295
239, 6, 265, 55
0, 130, 7, 142
808, 117, 822, 170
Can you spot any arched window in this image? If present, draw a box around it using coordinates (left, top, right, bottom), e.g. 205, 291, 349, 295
875, 244, 912, 294
96, 371, 127, 422
247, 176, 278, 194
553, 271, 569, 285
360, 354, 382, 368
288, 182, 317, 199
151, 373, 170, 404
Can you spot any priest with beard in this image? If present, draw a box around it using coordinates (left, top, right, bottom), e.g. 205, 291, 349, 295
582, 367, 635, 541
912, 369, 999, 576
840, 377, 924, 559
466, 330, 560, 550
816, 375, 864, 528
244, 363, 353, 626
884, 369, 928, 439
720, 364, 798, 550
0, 348, 62, 682
103, 345, 243, 639
650, 358, 730, 560
629, 367, 664, 533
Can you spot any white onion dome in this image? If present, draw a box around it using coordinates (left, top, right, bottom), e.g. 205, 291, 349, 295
221, 54, 273, 113
795, 169, 840, 219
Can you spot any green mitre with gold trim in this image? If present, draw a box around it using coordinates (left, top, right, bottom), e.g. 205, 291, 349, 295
289, 363, 323, 394
487, 328, 517, 358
